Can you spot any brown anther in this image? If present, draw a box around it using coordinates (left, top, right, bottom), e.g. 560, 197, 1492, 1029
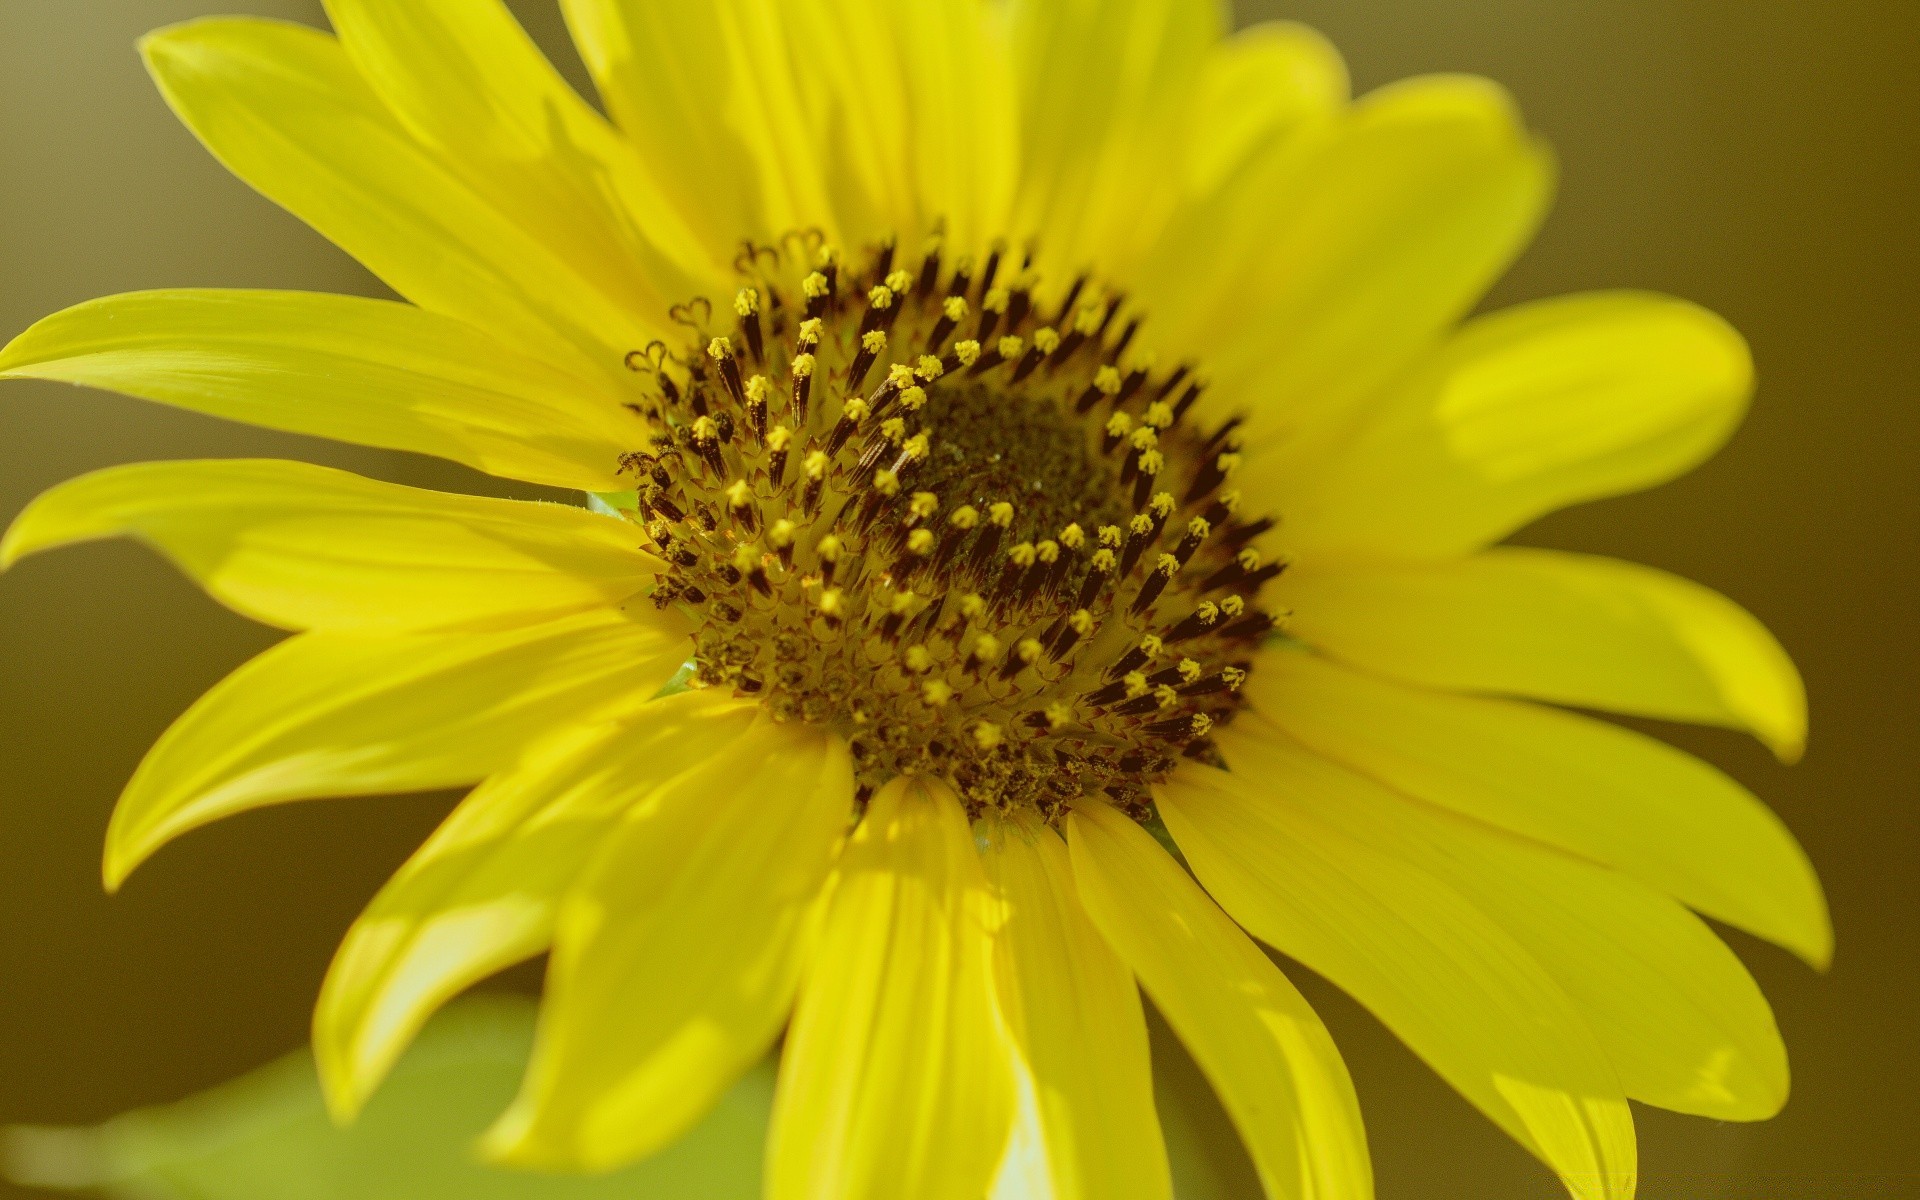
825, 397, 869, 459
1075, 548, 1116, 611
789, 353, 816, 427
1164, 601, 1222, 643
847, 329, 887, 392
1130, 554, 1179, 616
743, 374, 771, 443
725, 479, 759, 535
916, 239, 944, 297
926, 295, 968, 350
940, 339, 982, 374
766, 425, 793, 489
735, 288, 764, 364
802, 270, 832, 319
708, 337, 748, 409
1050, 608, 1096, 661
1011, 328, 1057, 383
1170, 378, 1207, 422
1173, 516, 1210, 567
1076, 365, 1124, 415
1106, 634, 1163, 681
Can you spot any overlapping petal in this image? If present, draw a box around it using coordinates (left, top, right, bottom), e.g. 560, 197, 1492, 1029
1279, 547, 1805, 757
767, 776, 1016, 1200
561, 0, 840, 252
1244, 649, 1830, 967
1157, 765, 1637, 1200
1, 459, 660, 633
787, 0, 1019, 260
560, 0, 766, 254
1142, 75, 1552, 442
104, 608, 689, 889
491, 714, 852, 1167
0, 290, 644, 490
142, 18, 658, 370
1214, 728, 1790, 1121
978, 810, 1170, 1200
483, 716, 850, 1170
1271, 291, 1753, 560
1185, 20, 1349, 200
1010, 0, 1220, 283
1068, 800, 1371, 1200
320, 0, 722, 303
313, 692, 759, 1120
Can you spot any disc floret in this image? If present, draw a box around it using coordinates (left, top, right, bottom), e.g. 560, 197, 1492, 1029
621, 236, 1282, 819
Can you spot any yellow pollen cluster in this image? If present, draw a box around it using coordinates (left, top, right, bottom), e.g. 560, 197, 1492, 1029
617, 236, 1283, 818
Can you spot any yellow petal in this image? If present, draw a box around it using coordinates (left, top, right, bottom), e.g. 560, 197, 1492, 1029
788, 0, 1019, 259
562, 0, 839, 247
1275, 291, 1752, 560
0, 290, 643, 490
1, 459, 660, 633
888, 0, 1020, 262
104, 608, 689, 890
1144, 75, 1551, 441
1217, 728, 1789, 1122
483, 719, 852, 1170
977, 810, 1171, 1200
1067, 800, 1372, 1200
1010, 0, 1220, 282
1280, 548, 1806, 758
559, 0, 767, 255
314, 691, 759, 1120
141, 18, 651, 368
1157, 768, 1636, 1200
767, 776, 1016, 1200
1246, 649, 1830, 968
1186, 21, 1349, 198
320, 0, 722, 309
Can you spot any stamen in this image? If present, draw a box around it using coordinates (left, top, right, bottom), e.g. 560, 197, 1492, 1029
622, 238, 1279, 819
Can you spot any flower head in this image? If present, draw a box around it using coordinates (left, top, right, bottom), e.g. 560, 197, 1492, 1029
0, 3, 1827, 1199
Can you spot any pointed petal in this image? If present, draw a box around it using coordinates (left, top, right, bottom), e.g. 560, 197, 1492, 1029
1144, 75, 1551, 441
1010, 0, 1220, 281
978, 810, 1171, 1200
767, 776, 1016, 1200
320, 0, 721, 303
1217, 728, 1790, 1122
1186, 21, 1349, 199
1246, 649, 1830, 968
1067, 800, 1372, 1200
0, 290, 643, 490
140, 18, 656, 367
482, 720, 852, 1170
562, 0, 841, 246
786, 0, 1019, 259
559, 0, 768, 254
1280, 548, 1805, 759
314, 691, 760, 1119
1, 459, 660, 632
104, 608, 689, 889
1275, 291, 1752, 560
1157, 767, 1636, 1200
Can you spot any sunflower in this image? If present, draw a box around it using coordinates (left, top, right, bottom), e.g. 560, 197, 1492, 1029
0, 2, 1828, 1198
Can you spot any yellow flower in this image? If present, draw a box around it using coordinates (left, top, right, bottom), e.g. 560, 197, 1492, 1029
0, 4, 1828, 1199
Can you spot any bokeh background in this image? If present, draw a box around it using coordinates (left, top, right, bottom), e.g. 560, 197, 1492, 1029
2, 1, 1915, 1196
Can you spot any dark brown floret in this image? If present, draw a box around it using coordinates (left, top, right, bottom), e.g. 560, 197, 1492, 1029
618, 237, 1283, 820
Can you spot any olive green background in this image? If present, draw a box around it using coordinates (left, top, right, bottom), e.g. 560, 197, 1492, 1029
1, 2, 1914, 1196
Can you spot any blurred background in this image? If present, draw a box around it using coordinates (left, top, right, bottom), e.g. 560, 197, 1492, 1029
1, 1, 1914, 1196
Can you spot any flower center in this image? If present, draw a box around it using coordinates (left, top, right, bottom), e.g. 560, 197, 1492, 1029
621, 235, 1281, 820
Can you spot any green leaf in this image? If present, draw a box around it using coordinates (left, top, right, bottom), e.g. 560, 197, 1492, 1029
3, 996, 771, 1199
